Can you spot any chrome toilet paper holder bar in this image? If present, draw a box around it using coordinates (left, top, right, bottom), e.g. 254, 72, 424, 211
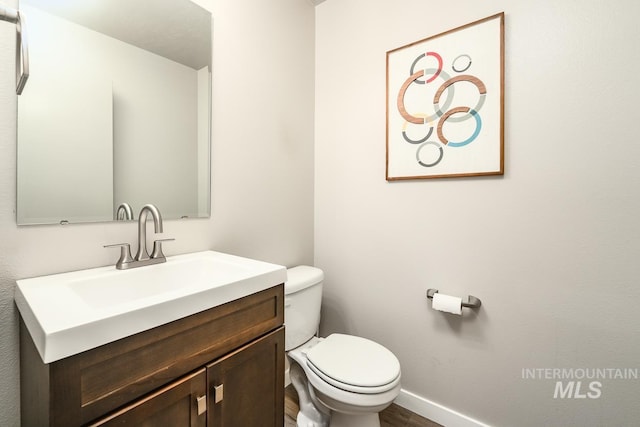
426, 289, 482, 309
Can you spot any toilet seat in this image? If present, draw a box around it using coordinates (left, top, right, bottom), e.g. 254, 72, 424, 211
288, 335, 402, 417
305, 334, 401, 394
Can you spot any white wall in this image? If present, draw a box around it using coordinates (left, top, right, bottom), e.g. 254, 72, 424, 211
315, 1, 640, 426
0, 0, 315, 424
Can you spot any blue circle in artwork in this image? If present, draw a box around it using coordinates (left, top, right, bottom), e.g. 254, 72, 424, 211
447, 109, 482, 148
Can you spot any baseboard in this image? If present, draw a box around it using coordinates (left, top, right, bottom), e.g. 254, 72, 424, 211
394, 389, 492, 427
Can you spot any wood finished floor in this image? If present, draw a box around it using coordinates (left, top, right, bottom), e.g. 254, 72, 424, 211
285, 385, 442, 427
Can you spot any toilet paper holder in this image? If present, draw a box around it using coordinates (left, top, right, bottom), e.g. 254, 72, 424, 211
426, 289, 482, 309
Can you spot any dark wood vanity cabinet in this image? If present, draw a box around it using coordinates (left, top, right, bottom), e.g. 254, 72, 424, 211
89, 368, 208, 427
20, 285, 285, 427
206, 328, 284, 426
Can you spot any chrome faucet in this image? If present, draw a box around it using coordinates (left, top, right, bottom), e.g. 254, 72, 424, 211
135, 204, 162, 261
115, 202, 134, 220
105, 204, 174, 270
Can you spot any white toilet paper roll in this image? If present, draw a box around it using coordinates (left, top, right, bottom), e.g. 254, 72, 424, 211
432, 293, 462, 315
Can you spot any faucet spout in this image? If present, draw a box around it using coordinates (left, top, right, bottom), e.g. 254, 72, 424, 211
135, 204, 163, 261
115, 202, 134, 220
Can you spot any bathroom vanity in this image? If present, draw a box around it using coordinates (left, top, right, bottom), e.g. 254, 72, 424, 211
16, 251, 286, 427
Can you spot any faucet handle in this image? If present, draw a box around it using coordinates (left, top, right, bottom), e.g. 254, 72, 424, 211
151, 238, 174, 259
104, 243, 134, 269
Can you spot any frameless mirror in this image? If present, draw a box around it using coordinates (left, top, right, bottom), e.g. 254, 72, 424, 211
17, 0, 211, 225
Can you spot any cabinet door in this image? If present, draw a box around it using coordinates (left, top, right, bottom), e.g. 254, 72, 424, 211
207, 327, 285, 427
88, 368, 207, 427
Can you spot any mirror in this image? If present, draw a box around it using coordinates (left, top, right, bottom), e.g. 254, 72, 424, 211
17, 0, 212, 225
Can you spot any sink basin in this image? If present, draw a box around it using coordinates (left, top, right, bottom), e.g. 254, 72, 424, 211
15, 251, 287, 363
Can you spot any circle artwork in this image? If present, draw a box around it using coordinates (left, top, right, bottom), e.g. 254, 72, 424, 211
395, 51, 487, 168
386, 13, 504, 180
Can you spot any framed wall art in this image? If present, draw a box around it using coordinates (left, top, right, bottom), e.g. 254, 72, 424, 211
386, 13, 504, 180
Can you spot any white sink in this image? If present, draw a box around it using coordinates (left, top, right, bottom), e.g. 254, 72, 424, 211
15, 251, 287, 363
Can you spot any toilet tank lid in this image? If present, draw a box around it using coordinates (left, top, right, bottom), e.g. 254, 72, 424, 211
285, 265, 324, 294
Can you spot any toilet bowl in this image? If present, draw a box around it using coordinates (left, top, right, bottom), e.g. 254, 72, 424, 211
288, 335, 401, 427
285, 266, 401, 427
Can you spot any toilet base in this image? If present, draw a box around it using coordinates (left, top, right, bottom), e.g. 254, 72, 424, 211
329, 412, 380, 427
291, 361, 330, 427
296, 411, 328, 427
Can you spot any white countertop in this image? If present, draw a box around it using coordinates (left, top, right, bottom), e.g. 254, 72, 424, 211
15, 250, 287, 363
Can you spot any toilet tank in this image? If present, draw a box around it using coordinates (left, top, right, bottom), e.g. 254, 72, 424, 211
284, 266, 324, 351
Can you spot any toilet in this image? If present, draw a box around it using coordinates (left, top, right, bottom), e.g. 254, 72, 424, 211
285, 266, 401, 427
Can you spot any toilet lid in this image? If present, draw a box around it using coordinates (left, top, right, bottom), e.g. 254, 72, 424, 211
305, 334, 400, 392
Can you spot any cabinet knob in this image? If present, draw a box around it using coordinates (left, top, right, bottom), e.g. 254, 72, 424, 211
214, 384, 224, 403
196, 395, 207, 415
